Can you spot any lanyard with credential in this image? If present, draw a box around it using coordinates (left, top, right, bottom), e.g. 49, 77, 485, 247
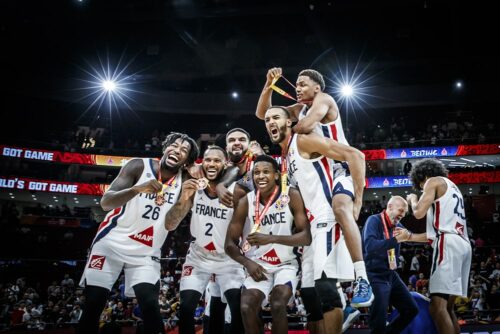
380, 211, 397, 270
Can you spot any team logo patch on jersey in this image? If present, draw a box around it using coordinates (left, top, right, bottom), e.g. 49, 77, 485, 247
455, 222, 465, 236
129, 226, 154, 247
259, 248, 281, 265
89, 255, 106, 270
182, 265, 193, 277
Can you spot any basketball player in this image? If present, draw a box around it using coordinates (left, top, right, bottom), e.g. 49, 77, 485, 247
256, 68, 372, 308
405, 158, 472, 334
78, 132, 199, 334
216, 128, 264, 207
225, 155, 311, 334
164, 146, 245, 334
264, 106, 365, 334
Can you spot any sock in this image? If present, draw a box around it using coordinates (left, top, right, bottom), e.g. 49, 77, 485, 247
353, 261, 368, 282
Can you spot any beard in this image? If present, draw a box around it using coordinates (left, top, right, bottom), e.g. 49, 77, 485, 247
270, 125, 288, 144
228, 148, 248, 163
162, 157, 181, 172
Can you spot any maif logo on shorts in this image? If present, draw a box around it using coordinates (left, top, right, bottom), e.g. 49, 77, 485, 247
182, 265, 194, 277
129, 226, 154, 247
89, 255, 106, 270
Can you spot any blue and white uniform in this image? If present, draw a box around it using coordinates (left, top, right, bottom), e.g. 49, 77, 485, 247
180, 183, 245, 299
425, 177, 471, 297
80, 158, 182, 297
243, 190, 299, 298
287, 134, 354, 284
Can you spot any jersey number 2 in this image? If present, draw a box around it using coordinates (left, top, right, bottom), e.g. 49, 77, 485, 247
205, 222, 213, 236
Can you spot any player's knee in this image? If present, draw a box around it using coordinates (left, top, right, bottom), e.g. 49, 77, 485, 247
240, 300, 256, 317
270, 298, 287, 315
315, 278, 342, 313
333, 204, 351, 221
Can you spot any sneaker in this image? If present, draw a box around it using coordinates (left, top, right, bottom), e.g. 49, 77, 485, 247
350, 277, 374, 307
342, 306, 361, 332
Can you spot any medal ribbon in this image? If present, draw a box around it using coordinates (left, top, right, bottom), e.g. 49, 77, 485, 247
270, 75, 297, 102
381, 210, 397, 270
252, 185, 279, 233
158, 158, 176, 195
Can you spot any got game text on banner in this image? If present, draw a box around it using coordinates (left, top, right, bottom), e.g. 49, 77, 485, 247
1, 145, 130, 167
0, 177, 109, 195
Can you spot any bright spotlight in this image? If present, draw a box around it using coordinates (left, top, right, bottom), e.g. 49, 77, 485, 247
231, 91, 239, 99
75, 51, 144, 115
102, 80, 116, 92
341, 84, 354, 97
455, 81, 463, 88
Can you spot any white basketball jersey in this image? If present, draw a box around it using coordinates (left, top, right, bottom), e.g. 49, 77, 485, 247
287, 134, 335, 232
298, 105, 349, 145
190, 183, 235, 253
245, 190, 296, 266
91, 158, 182, 259
426, 177, 469, 242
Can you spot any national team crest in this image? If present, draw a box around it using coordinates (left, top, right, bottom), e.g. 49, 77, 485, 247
182, 265, 194, 277
455, 222, 465, 236
89, 255, 106, 270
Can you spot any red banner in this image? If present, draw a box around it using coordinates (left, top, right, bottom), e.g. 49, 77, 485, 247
1, 145, 131, 167
0, 177, 108, 195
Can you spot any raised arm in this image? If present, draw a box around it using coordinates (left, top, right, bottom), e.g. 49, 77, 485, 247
164, 179, 198, 231
292, 93, 332, 134
298, 134, 366, 218
255, 67, 302, 121
101, 159, 162, 211
407, 177, 444, 219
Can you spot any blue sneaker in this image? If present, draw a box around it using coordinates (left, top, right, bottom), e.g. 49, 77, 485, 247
350, 277, 374, 307
342, 306, 360, 332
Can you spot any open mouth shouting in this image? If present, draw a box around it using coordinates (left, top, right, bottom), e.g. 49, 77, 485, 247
165, 153, 180, 166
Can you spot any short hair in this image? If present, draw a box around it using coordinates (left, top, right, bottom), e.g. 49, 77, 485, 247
254, 155, 279, 172
162, 132, 199, 165
266, 105, 291, 119
299, 69, 325, 91
204, 145, 228, 160
225, 128, 250, 143
409, 158, 448, 191
388, 195, 408, 209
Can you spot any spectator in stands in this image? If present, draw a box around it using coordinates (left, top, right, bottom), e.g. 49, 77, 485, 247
403, 159, 412, 175
61, 274, 75, 288
69, 303, 83, 323
416, 273, 429, 292
410, 253, 421, 272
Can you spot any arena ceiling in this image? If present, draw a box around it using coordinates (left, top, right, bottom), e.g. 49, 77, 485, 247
1, 0, 496, 115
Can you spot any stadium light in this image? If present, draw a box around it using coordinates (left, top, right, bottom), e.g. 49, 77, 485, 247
341, 84, 354, 97
232, 91, 239, 99
455, 81, 463, 89
102, 80, 117, 92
